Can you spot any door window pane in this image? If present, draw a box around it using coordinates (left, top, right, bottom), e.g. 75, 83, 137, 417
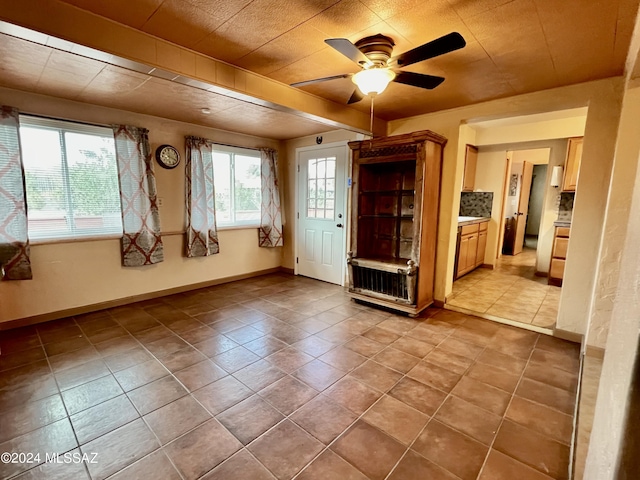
306, 157, 336, 220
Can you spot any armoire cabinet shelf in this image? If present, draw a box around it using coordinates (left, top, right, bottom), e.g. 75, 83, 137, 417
347, 130, 446, 316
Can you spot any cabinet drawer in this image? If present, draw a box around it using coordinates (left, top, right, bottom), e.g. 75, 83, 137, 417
556, 227, 570, 237
550, 258, 565, 279
460, 224, 479, 235
553, 237, 569, 259
478, 221, 488, 232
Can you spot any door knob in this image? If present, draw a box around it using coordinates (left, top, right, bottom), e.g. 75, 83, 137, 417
337, 223, 344, 228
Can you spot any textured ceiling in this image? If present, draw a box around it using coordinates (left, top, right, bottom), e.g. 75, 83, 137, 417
0, 32, 335, 140
53, 0, 639, 120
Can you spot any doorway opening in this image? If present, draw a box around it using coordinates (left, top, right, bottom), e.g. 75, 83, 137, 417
448, 145, 566, 332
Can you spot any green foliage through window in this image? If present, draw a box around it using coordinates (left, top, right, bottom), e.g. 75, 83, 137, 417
19, 116, 122, 241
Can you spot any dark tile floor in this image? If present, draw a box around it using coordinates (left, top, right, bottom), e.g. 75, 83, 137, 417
0, 273, 581, 480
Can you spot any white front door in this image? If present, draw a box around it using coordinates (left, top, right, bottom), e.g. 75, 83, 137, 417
296, 145, 347, 285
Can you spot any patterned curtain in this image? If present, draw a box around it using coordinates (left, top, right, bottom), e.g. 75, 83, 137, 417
112, 125, 164, 266
259, 147, 283, 247
185, 136, 219, 257
0, 106, 32, 280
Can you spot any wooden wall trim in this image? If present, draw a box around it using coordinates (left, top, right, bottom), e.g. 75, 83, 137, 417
554, 328, 584, 344
585, 345, 605, 359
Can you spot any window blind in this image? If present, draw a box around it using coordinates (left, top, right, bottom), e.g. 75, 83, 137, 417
19, 115, 123, 241
212, 144, 261, 227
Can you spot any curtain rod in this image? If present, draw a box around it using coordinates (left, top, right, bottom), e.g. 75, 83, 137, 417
188, 138, 266, 152
21, 113, 272, 152
210, 141, 262, 152
20, 112, 111, 130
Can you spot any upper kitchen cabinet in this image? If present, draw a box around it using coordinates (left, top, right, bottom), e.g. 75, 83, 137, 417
562, 137, 583, 192
462, 144, 478, 192
347, 130, 446, 317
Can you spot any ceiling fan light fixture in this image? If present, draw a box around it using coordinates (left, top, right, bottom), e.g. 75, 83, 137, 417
352, 68, 396, 95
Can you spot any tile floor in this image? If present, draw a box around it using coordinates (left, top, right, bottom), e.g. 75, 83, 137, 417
449, 248, 561, 329
0, 273, 580, 480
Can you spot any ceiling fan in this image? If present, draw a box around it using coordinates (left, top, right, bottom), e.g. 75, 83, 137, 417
291, 32, 466, 104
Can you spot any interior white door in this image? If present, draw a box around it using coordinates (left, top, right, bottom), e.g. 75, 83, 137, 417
297, 145, 347, 285
513, 161, 533, 255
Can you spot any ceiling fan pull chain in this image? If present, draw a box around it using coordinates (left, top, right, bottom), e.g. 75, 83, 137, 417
370, 94, 375, 142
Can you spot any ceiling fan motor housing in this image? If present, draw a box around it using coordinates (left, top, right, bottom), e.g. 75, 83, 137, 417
355, 34, 395, 66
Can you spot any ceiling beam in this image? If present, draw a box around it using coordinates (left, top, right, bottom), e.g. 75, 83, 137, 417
0, 0, 387, 136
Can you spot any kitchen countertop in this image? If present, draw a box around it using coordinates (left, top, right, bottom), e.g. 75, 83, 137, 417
554, 220, 572, 227
458, 216, 491, 226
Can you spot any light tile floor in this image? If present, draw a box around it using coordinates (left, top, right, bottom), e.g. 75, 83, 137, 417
448, 248, 561, 329
0, 273, 580, 480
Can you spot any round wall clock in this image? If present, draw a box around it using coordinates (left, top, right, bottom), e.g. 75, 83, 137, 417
155, 144, 180, 169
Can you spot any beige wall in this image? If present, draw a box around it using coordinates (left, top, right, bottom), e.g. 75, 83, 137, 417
583, 85, 640, 479
388, 78, 624, 341
556, 80, 624, 338
511, 148, 552, 164
473, 111, 586, 145
474, 149, 507, 265
0, 87, 282, 324
585, 84, 640, 349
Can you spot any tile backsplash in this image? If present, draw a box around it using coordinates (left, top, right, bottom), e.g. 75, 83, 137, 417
557, 192, 575, 222
459, 192, 493, 217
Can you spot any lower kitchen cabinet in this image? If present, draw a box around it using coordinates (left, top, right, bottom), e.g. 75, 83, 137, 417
456, 220, 489, 279
476, 227, 488, 268
549, 226, 570, 286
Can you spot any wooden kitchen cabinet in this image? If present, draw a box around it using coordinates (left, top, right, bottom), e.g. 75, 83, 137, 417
462, 144, 478, 192
562, 137, 583, 192
455, 220, 489, 279
457, 235, 470, 278
347, 130, 446, 316
549, 226, 570, 286
476, 224, 488, 267
466, 233, 478, 271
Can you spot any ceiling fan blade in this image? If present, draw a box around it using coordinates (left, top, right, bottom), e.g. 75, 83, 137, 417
389, 32, 466, 68
393, 71, 445, 90
290, 73, 352, 88
325, 38, 373, 66
347, 88, 365, 104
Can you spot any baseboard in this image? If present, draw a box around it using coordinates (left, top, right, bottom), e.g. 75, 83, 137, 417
0, 267, 283, 331
549, 277, 563, 287
553, 328, 583, 344
432, 299, 445, 308
444, 304, 554, 335
481, 264, 495, 270
585, 345, 605, 359
279, 266, 295, 275
535, 270, 549, 277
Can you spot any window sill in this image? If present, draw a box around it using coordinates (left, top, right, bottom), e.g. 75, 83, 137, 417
29, 234, 122, 246
29, 226, 261, 245
217, 224, 260, 231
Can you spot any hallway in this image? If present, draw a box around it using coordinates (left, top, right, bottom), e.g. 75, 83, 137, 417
448, 249, 560, 329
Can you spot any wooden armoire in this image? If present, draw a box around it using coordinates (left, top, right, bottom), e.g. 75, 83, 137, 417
347, 130, 446, 316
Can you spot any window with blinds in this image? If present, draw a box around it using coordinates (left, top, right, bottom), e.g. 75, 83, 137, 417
19, 116, 122, 242
212, 145, 261, 227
